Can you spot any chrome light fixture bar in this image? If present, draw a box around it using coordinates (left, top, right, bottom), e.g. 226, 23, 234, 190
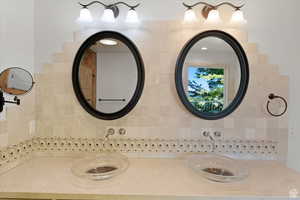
77, 1, 141, 23
183, 2, 246, 24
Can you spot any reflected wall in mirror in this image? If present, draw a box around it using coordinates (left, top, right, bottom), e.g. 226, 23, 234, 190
176, 31, 249, 120
73, 31, 145, 120
0, 67, 34, 96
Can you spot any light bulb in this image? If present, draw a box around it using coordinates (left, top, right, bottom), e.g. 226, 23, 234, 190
231, 10, 247, 25
77, 7, 93, 23
100, 39, 118, 46
102, 8, 115, 23
126, 9, 139, 23
184, 8, 197, 22
205, 9, 222, 24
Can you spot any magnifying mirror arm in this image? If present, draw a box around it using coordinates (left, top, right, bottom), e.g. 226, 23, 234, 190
4, 96, 20, 105
0, 91, 21, 113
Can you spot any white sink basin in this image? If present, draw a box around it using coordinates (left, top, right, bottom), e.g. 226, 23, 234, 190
71, 153, 129, 181
185, 153, 249, 183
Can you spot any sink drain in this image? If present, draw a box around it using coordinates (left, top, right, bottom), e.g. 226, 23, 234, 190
86, 166, 118, 174
202, 168, 234, 176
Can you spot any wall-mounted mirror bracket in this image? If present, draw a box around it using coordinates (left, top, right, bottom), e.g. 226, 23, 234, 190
0, 91, 21, 112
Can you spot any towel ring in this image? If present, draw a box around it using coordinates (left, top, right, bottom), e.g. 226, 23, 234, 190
266, 93, 287, 117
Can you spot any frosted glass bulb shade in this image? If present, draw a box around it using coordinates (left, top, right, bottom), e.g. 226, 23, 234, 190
205, 9, 222, 24
184, 9, 197, 22
77, 8, 93, 23
102, 8, 116, 23
231, 10, 247, 25
126, 9, 139, 23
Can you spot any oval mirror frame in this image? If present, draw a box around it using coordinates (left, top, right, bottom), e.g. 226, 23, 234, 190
72, 31, 145, 120
0, 67, 35, 96
175, 30, 249, 120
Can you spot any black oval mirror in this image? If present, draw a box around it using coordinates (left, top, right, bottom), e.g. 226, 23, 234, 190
0, 67, 34, 96
72, 31, 145, 120
175, 30, 249, 120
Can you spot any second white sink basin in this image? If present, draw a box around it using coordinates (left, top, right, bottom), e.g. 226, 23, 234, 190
71, 153, 129, 181
185, 153, 249, 183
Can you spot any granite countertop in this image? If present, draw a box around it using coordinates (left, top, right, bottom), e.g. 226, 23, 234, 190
0, 156, 299, 199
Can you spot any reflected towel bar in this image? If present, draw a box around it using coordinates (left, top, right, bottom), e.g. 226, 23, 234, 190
98, 98, 126, 102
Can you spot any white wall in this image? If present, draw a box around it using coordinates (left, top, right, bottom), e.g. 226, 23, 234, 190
0, 0, 35, 146
0, 0, 34, 72
96, 52, 137, 113
0, 0, 34, 115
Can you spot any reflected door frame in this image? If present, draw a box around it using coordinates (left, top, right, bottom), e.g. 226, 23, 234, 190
79, 49, 97, 108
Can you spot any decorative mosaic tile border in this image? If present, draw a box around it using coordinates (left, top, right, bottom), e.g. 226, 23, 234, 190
33, 137, 278, 156
0, 137, 279, 174
0, 139, 35, 174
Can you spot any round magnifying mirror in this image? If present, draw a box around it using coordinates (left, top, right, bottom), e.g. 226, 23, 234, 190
175, 31, 249, 120
0, 67, 34, 96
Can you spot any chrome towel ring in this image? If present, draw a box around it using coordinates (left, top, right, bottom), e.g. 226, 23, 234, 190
266, 93, 288, 117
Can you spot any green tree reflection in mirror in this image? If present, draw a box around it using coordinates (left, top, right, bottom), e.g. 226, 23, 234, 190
188, 66, 224, 113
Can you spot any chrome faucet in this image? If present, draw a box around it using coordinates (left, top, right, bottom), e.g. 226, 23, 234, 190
118, 128, 126, 135
105, 128, 115, 141
203, 131, 222, 152
104, 128, 127, 141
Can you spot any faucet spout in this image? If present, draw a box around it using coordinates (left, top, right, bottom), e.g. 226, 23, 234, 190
203, 131, 221, 152
208, 135, 216, 152
105, 128, 115, 141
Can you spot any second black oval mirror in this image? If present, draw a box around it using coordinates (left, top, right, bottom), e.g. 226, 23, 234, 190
175, 30, 249, 120
73, 31, 145, 120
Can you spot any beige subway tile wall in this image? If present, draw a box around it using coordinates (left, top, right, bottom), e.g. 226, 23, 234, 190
34, 21, 288, 159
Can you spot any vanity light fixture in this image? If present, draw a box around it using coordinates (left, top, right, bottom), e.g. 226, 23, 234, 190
126, 8, 139, 23
201, 47, 208, 50
184, 8, 197, 22
230, 9, 247, 25
183, 2, 246, 24
78, 7, 93, 23
77, 1, 140, 23
102, 8, 116, 23
205, 9, 222, 24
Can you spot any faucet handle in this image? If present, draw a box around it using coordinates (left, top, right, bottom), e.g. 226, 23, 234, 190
119, 128, 126, 135
202, 131, 210, 137
107, 128, 115, 135
105, 128, 115, 140
214, 131, 222, 137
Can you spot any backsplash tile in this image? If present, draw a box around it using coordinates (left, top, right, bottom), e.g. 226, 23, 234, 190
0, 137, 280, 175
